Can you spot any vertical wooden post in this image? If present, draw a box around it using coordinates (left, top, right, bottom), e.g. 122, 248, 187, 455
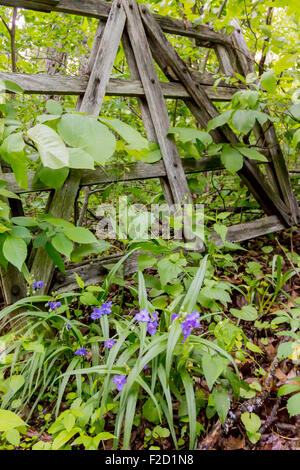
122, 31, 174, 205
30, 0, 127, 293
230, 21, 300, 224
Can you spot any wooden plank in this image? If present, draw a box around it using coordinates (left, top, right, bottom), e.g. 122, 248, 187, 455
0, 0, 230, 46
123, 0, 192, 210
122, 30, 174, 205
0, 72, 240, 101
1, 157, 225, 194
216, 215, 285, 245
30, 0, 126, 293
142, 8, 292, 226
80, 4, 126, 114
230, 22, 300, 225
51, 215, 286, 294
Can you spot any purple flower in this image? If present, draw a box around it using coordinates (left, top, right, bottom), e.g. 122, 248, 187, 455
91, 302, 112, 320
186, 311, 200, 329
48, 301, 62, 311
171, 313, 180, 323
75, 347, 87, 357
143, 362, 149, 371
100, 302, 112, 315
113, 375, 127, 392
147, 311, 159, 336
66, 323, 72, 330
147, 322, 157, 336
33, 281, 45, 291
91, 308, 102, 320
105, 339, 115, 350
180, 311, 200, 343
181, 320, 192, 343
135, 308, 150, 323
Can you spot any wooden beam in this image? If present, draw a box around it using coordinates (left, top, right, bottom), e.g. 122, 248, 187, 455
0, 72, 239, 101
1, 157, 225, 194
123, 0, 192, 219
0, 0, 230, 46
142, 7, 292, 226
51, 215, 286, 294
30, 0, 126, 293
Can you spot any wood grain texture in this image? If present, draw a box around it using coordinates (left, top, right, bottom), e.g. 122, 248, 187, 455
30, 1, 126, 293
1, 157, 224, 194
0, 0, 230, 46
123, 0, 192, 208
230, 22, 300, 225
80, 2, 126, 114
143, 8, 292, 226
51, 215, 286, 294
0, 72, 239, 101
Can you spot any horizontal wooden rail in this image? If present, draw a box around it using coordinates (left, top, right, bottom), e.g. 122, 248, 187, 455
1, 156, 224, 194
51, 214, 285, 293
0, 0, 230, 46
0, 72, 240, 101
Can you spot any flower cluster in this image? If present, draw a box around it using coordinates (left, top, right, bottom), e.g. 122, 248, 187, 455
48, 301, 62, 311
180, 311, 200, 343
134, 309, 159, 336
105, 339, 115, 350
91, 301, 112, 320
75, 347, 87, 357
32, 281, 45, 291
113, 374, 127, 392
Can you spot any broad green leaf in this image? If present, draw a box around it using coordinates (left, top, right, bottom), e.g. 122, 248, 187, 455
58, 114, 116, 164
142, 396, 160, 424
64, 227, 97, 244
241, 412, 261, 434
260, 70, 277, 93
287, 393, 300, 417
5, 428, 20, 446
289, 102, 300, 121
202, 352, 228, 390
3, 236, 27, 271
277, 341, 296, 360
212, 387, 230, 424
207, 110, 233, 132
28, 124, 69, 169
168, 127, 212, 146
100, 118, 148, 150
157, 258, 182, 287
0, 410, 27, 431
230, 305, 258, 321
68, 148, 94, 170
36, 166, 69, 190
0, 80, 23, 94
0, 132, 28, 189
71, 240, 110, 262
46, 242, 65, 273
237, 147, 268, 162
232, 110, 256, 134
221, 144, 243, 173
51, 233, 73, 259
278, 384, 300, 397
46, 99, 63, 116
51, 428, 80, 450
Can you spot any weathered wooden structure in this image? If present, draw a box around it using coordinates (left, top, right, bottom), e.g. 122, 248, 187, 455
0, 0, 299, 303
